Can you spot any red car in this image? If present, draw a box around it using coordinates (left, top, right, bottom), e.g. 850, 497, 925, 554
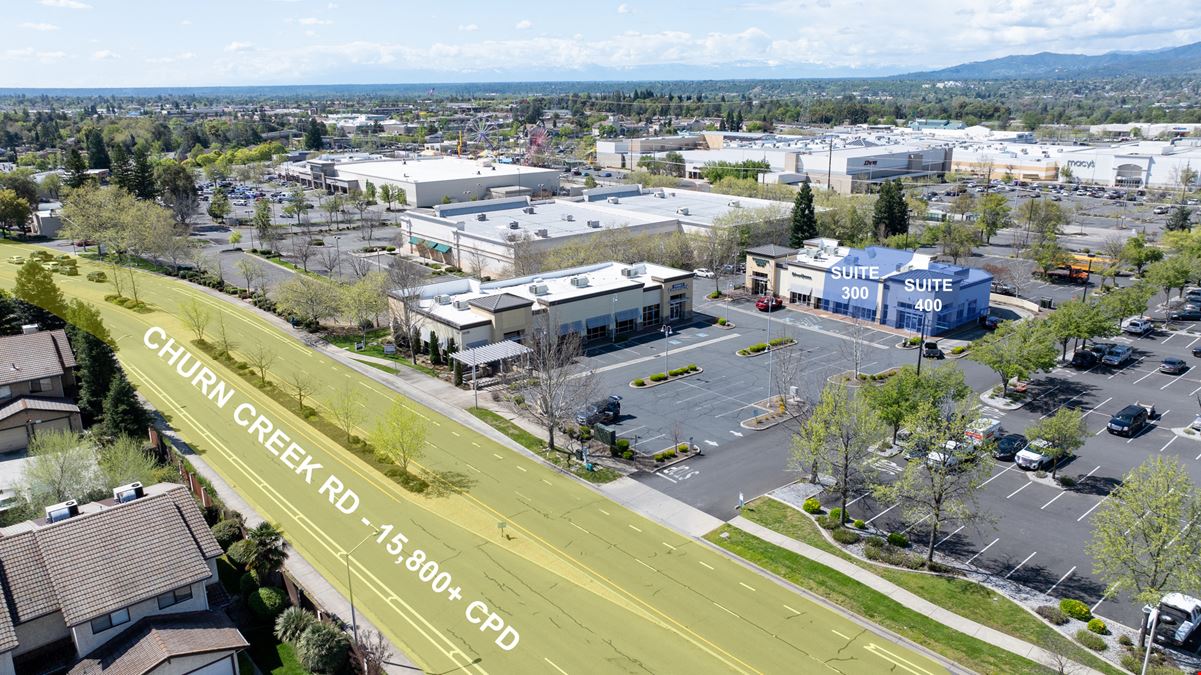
755, 295, 785, 312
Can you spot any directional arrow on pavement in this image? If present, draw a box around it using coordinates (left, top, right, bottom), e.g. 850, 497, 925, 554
730, 430, 744, 437
704, 440, 719, 447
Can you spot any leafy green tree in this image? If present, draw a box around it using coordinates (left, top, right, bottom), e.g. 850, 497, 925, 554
968, 319, 1058, 396
790, 383, 881, 524
99, 435, 159, 488
128, 147, 156, 200
303, 118, 325, 151
1122, 235, 1163, 275
13, 260, 66, 329
253, 199, 277, 251
207, 188, 230, 222
83, 128, 110, 170
1146, 256, 1193, 309
378, 183, 396, 211
862, 364, 968, 443
0, 290, 22, 336
274, 607, 317, 643
976, 193, 1010, 244
274, 275, 340, 326
1098, 282, 1155, 322
101, 373, 151, 440
583, 175, 597, 189
1028, 236, 1070, 277
1025, 408, 1086, 478
663, 150, 686, 178
1047, 299, 1118, 360
19, 429, 100, 510
1087, 457, 1201, 642
428, 329, 440, 365
154, 160, 198, 226
789, 182, 817, 247
296, 622, 349, 674
64, 298, 113, 346
372, 400, 428, 473
246, 522, 289, 578
108, 143, 132, 192
64, 148, 89, 188
0, 189, 30, 234
871, 179, 908, 239
1166, 206, 1193, 232
72, 329, 119, 422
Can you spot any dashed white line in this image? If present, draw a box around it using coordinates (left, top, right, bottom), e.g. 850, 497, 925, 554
699, 561, 714, 570
463, 462, 480, 473
570, 522, 590, 534
471, 441, 480, 448
1005, 551, 1037, 579
541, 479, 552, 485
492, 453, 504, 459
598, 509, 610, 516
450, 430, 460, 437
514, 491, 532, 501
831, 629, 851, 640
739, 582, 756, 592
662, 542, 677, 551
628, 524, 642, 533
966, 538, 999, 565
783, 604, 801, 615
712, 602, 739, 618
515, 466, 528, 472
637, 559, 657, 572
1041, 492, 1066, 510
1006, 481, 1032, 499
1047, 566, 1077, 595
544, 657, 569, 675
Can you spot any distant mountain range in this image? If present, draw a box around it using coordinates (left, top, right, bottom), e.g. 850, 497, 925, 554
901, 41, 1201, 79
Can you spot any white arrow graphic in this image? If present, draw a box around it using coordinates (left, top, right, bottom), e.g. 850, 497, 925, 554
730, 430, 744, 437
704, 439, 719, 447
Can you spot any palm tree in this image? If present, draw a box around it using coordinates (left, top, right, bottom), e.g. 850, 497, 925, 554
246, 522, 288, 578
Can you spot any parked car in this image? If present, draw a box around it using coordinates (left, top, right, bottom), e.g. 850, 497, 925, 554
1149, 593, 1201, 649
1070, 349, 1100, 369
990, 281, 1017, 296
979, 315, 1002, 330
993, 434, 1029, 461
1154, 205, 1171, 215
1193, 343, 1201, 358
1107, 403, 1151, 437
922, 341, 945, 359
6, 256, 24, 265
925, 441, 966, 470
1122, 317, 1154, 335
1169, 308, 1201, 321
1162, 357, 1189, 374
1191, 414, 1201, 432
1015, 439, 1056, 471
755, 295, 785, 312
1101, 344, 1135, 367
692, 268, 714, 278
576, 395, 622, 426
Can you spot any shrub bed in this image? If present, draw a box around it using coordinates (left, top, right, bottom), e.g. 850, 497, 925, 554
653, 449, 678, 462
1036, 605, 1069, 625
249, 586, 289, 621
863, 539, 925, 569
1059, 598, 1092, 621
802, 497, 822, 514
736, 339, 795, 356
887, 532, 910, 548
1087, 618, 1108, 635
832, 528, 861, 545
1075, 629, 1106, 651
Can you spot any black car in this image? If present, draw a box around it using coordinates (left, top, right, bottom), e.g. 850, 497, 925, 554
1107, 404, 1150, 437
922, 341, 945, 359
576, 395, 622, 426
1170, 308, 1201, 321
993, 434, 1028, 460
1193, 344, 1201, 358
1070, 350, 1100, 369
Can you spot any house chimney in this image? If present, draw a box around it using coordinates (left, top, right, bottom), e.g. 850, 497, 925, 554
20, 324, 38, 335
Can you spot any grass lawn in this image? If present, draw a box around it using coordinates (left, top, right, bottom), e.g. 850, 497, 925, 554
706, 524, 1052, 674
738, 498, 1124, 675
468, 407, 621, 484
244, 627, 308, 675
328, 329, 440, 378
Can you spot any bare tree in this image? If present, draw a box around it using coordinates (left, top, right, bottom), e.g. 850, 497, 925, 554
354, 629, 392, 675
213, 317, 236, 358
360, 215, 381, 246
346, 254, 375, 280
508, 234, 542, 277
236, 257, 266, 294
506, 316, 596, 454
181, 299, 211, 342
244, 343, 277, 385
792, 382, 883, 523
388, 260, 428, 365
318, 246, 342, 279
838, 315, 872, 379
463, 246, 490, 279
291, 234, 317, 272
330, 382, 366, 442
283, 369, 317, 412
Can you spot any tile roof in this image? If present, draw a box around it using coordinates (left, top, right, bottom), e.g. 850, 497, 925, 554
0, 397, 80, 422
0, 329, 77, 387
68, 611, 248, 675
0, 485, 220, 634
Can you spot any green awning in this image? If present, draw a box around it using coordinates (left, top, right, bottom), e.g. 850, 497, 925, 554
408, 235, 425, 245
433, 243, 451, 253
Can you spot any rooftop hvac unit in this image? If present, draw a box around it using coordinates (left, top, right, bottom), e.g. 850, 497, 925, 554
522, 206, 536, 214
508, 221, 520, 229
727, 200, 741, 208
436, 294, 452, 305
452, 299, 471, 310
587, 220, 601, 228
45, 499, 78, 523
113, 481, 144, 504
560, 213, 575, 221
475, 212, 487, 221
571, 276, 589, 288
536, 229, 549, 238
676, 207, 690, 216
607, 196, 620, 204
621, 267, 638, 277
528, 283, 549, 296
654, 190, 667, 199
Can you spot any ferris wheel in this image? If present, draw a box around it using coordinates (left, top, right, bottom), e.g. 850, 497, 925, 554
464, 115, 498, 151
525, 122, 550, 162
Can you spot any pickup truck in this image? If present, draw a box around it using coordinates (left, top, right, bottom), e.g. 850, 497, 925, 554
1149, 593, 1201, 649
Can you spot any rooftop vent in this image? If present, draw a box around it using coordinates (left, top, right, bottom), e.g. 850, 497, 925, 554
452, 299, 471, 311
654, 190, 667, 199
20, 324, 38, 335
727, 200, 741, 208
113, 482, 144, 504
676, 207, 690, 216
587, 220, 601, 228
621, 267, 639, 277
607, 196, 620, 204
436, 294, 452, 305
475, 212, 487, 221
508, 221, 520, 230
535, 228, 549, 238
522, 206, 536, 214
529, 283, 550, 296
45, 499, 78, 523
570, 276, 589, 288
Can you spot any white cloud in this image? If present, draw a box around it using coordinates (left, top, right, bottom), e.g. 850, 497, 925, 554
224, 41, 255, 52
179, 19, 192, 26
515, 19, 532, 30
304, 30, 317, 37
38, 0, 90, 8
458, 23, 479, 32
298, 17, 331, 25
91, 49, 118, 60
617, 3, 633, 13
327, 2, 339, 8
20, 22, 59, 31
2, 48, 66, 64
146, 51, 195, 64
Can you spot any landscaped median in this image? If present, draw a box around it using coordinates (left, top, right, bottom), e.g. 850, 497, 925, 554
630, 363, 701, 387
735, 336, 795, 357
709, 497, 1125, 675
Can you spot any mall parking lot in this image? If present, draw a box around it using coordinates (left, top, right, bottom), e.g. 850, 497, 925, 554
833, 326, 1201, 627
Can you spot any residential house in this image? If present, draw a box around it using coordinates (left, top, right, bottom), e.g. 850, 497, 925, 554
0, 328, 82, 453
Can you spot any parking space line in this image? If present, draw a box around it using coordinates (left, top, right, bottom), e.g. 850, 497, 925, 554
936, 525, 963, 547
1041, 492, 1066, 510
1004, 551, 1036, 579
616, 425, 646, 438
1040, 392, 1082, 419
901, 514, 930, 534
1188, 336, 1201, 350
981, 464, 1016, 487
1081, 397, 1112, 417
1006, 481, 1032, 499
1160, 437, 1178, 453
1047, 566, 1077, 595
1192, 383, 1201, 397
966, 538, 999, 565
847, 493, 869, 507
1077, 496, 1109, 522
1132, 370, 1157, 385
865, 503, 898, 524
1162, 376, 1182, 390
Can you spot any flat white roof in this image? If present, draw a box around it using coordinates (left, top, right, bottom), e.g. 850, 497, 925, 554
335, 157, 559, 185
415, 197, 668, 242
583, 187, 786, 227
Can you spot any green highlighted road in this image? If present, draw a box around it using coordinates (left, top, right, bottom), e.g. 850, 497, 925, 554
0, 243, 949, 675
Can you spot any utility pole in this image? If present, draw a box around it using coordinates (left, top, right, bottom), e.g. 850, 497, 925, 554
826, 136, 834, 193
661, 325, 673, 374
342, 529, 379, 651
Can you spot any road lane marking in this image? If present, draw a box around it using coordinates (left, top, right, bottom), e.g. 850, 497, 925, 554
966, 538, 999, 565
1160, 437, 1178, 453
542, 479, 553, 486
712, 602, 739, 618
1006, 482, 1032, 499
544, 658, 569, 675
864, 643, 937, 675
598, 509, 610, 516
1004, 551, 1036, 579
699, 561, 714, 570
831, 629, 850, 640
628, 524, 642, 533
637, 560, 658, 572
570, 522, 590, 534
514, 491, 532, 501
516, 465, 528, 472
1041, 492, 1066, 510
783, 604, 801, 615
662, 542, 677, 551
492, 453, 504, 459
1047, 566, 1077, 594
739, 582, 756, 592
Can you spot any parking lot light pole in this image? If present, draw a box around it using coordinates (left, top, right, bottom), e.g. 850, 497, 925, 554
766, 303, 774, 405
1142, 608, 1160, 675
661, 325, 673, 375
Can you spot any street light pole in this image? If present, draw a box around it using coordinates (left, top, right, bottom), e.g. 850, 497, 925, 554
766, 301, 774, 405
661, 325, 672, 374
342, 529, 379, 649
1142, 608, 1160, 675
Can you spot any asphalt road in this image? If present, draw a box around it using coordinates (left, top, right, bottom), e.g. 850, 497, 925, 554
0, 243, 948, 675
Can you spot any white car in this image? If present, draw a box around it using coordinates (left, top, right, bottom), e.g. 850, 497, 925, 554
1122, 317, 1154, 336
1015, 438, 1055, 471
925, 441, 964, 470
692, 268, 715, 278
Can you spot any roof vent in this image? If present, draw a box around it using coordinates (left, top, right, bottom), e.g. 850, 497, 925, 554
676, 207, 690, 216
621, 267, 638, 277
522, 206, 535, 214
536, 229, 549, 238
528, 283, 549, 296
508, 221, 520, 230
655, 190, 667, 199
587, 220, 601, 228
727, 200, 741, 208
452, 299, 471, 311
113, 482, 144, 504
46, 499, 78, 523
475, 212, 487, 221
20, 324, 38, 335
571, 276, 589, 288
560, 213, 574, 222
436, 294, 452, 305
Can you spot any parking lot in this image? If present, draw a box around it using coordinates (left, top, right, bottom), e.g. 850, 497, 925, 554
829, 324, 1201, 627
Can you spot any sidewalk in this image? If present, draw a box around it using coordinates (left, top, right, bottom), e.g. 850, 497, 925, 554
163, 429, 420, 673
728, 516, 1103, 675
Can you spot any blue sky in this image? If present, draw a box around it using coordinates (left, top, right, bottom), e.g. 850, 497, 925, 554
4, 0, 1201, 87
